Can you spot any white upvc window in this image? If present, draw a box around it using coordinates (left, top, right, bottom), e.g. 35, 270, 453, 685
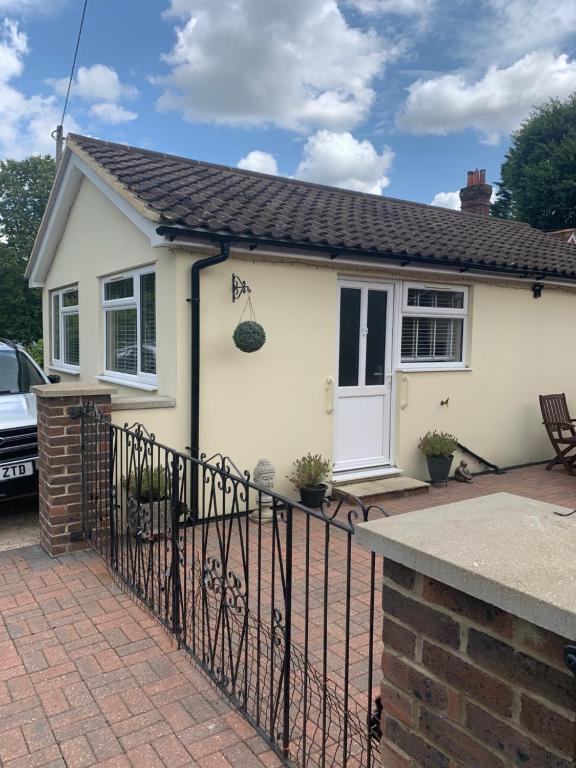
399, 283, 469, 370
101, 267, 156, 386
51, 286, 80, 372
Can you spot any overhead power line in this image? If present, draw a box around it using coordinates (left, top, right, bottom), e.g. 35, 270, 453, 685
61, 0, 89, 126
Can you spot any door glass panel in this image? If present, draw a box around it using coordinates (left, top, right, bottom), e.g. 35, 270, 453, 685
338, 288, 361, 387
365, 290, 387, 386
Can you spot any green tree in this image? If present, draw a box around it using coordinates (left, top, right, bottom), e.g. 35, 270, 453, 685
0, 156, 55, 344
489, 182, 514, 221
491, 95, 576, 229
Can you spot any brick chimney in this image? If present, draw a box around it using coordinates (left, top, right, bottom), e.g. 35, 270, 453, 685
459, 169, 492, 217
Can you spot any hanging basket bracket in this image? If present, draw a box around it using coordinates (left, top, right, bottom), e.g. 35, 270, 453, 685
232, 274, 251, 303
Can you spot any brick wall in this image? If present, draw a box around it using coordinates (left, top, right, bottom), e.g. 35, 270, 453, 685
34, 384, 115, 557
380, 559, 576, 767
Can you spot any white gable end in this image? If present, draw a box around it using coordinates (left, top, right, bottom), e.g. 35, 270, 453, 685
26, 149, 169, 288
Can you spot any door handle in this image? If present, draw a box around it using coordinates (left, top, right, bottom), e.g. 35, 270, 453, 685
326, 376, 335, 414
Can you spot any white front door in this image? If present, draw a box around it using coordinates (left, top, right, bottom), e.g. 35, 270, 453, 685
334, 281, 394, 473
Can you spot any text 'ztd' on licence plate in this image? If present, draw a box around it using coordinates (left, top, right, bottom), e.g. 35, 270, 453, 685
0, 462, 34, 482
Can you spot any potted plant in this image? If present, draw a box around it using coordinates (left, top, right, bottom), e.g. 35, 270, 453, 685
418, 431, 458, 486
288, 453, 331, 508
124, 466, 171, 538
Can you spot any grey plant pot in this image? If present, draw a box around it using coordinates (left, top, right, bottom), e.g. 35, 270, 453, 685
299, 484, 328, 509
426, 455, 454, 486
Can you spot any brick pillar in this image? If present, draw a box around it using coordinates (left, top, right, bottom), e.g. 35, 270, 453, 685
32, 383, 116, 558
379, 559, 576, 767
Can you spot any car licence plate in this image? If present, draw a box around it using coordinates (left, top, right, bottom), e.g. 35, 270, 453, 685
0, 462, 34, 482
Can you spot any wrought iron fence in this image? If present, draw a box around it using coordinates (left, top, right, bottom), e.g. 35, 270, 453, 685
80, 405, 386, 767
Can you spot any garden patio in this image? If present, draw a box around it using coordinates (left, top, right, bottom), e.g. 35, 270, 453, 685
0, 462, 575, 767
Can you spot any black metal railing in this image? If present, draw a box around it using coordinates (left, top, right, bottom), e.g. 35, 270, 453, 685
80, 404, 385, 767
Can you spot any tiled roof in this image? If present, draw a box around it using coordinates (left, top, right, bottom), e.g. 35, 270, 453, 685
69, 134, 576, 280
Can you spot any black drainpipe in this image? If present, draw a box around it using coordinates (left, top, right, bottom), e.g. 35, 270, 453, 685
189, 241, 230, 510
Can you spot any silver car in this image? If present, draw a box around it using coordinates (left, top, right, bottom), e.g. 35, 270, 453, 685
0, 340, 57, 501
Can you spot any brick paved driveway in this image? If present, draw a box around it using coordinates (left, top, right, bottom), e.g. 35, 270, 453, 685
0, 546, 281, 768
1, 463, 575, 768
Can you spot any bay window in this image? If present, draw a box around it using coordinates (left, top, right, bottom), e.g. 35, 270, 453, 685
51, 286, 80, 371
400, 283, 468, 369
102, 268, 156, 385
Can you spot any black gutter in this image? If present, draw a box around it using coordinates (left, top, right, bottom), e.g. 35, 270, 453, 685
156, 224, 576, 283
189, 241, 231, 512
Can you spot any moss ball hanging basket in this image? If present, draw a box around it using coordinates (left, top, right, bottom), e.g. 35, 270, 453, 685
233, 320, 266, 353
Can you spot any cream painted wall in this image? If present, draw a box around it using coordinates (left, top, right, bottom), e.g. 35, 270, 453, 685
42, 177, 185, 443
185, 256, 337, 497
41, 174, 576, 493
394, 280, 576, 478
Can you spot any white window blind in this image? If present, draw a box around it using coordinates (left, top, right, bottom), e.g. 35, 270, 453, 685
401, 284, 468, 368
51, 287, 79, 370
102, 268, 156, 383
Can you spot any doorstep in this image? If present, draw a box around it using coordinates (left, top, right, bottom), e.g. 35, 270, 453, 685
332, 475, 430, 504
332, 466, 402, 483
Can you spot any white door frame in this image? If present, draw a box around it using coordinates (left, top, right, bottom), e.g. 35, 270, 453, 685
333, 278, 399, 477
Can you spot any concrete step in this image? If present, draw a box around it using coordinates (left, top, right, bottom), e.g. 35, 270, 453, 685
332, 476, 430, 504
332, 467, 402, 483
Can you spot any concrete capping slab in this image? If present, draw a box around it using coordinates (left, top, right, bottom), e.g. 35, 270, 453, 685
31, 383, 117, 398
111, 395, 176, 411
356, 492, 576, 638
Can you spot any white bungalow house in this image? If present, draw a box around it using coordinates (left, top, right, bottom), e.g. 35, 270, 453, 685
25, 135, 576, 495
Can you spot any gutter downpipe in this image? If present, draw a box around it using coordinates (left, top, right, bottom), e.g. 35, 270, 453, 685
189, 240, 230, 514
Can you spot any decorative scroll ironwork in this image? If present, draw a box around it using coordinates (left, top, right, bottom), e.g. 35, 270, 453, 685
79, 405, 386, 767
232, 273, 252, 303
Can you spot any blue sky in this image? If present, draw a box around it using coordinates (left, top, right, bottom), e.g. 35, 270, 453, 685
2, 0, 576, 208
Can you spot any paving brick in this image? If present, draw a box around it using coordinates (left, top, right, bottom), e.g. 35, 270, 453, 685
21, 716, 56, 752
85, 725, 124, 762
125, 743, 164, 768
0, 726, 28, 763
59, 735, 96, 768
153, 733, 192, 767
4, 744, 64, 768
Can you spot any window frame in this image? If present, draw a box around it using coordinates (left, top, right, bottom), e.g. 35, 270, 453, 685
398, 282, 469, 371
101, 266, 157, 387
50, 285, 80, 373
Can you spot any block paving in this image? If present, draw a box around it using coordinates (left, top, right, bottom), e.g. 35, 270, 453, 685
1, 463, 576, 767
0, 545, 282, 768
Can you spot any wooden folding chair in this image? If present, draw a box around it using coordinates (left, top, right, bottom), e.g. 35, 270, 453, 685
539, 393, 576, 474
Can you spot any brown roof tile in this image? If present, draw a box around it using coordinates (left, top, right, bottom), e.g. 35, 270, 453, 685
69, 134, 576, 279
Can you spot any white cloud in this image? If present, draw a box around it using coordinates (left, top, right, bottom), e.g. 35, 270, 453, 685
431, 187, 497, 209
477, 0, 576, 62
49, 63, 137, 103
431, 191, 460, 210
237, 150, 278, 175
0, 20, 79, 159
398, 51, 576, 144
293, 130, 394, 194
90, 102, 137, 124
0, 0, 65, 12
155, 0, 393, 132
348, 0, 432, 15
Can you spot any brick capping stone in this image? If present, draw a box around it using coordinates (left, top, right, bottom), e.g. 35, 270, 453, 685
32, 382, 117, 558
